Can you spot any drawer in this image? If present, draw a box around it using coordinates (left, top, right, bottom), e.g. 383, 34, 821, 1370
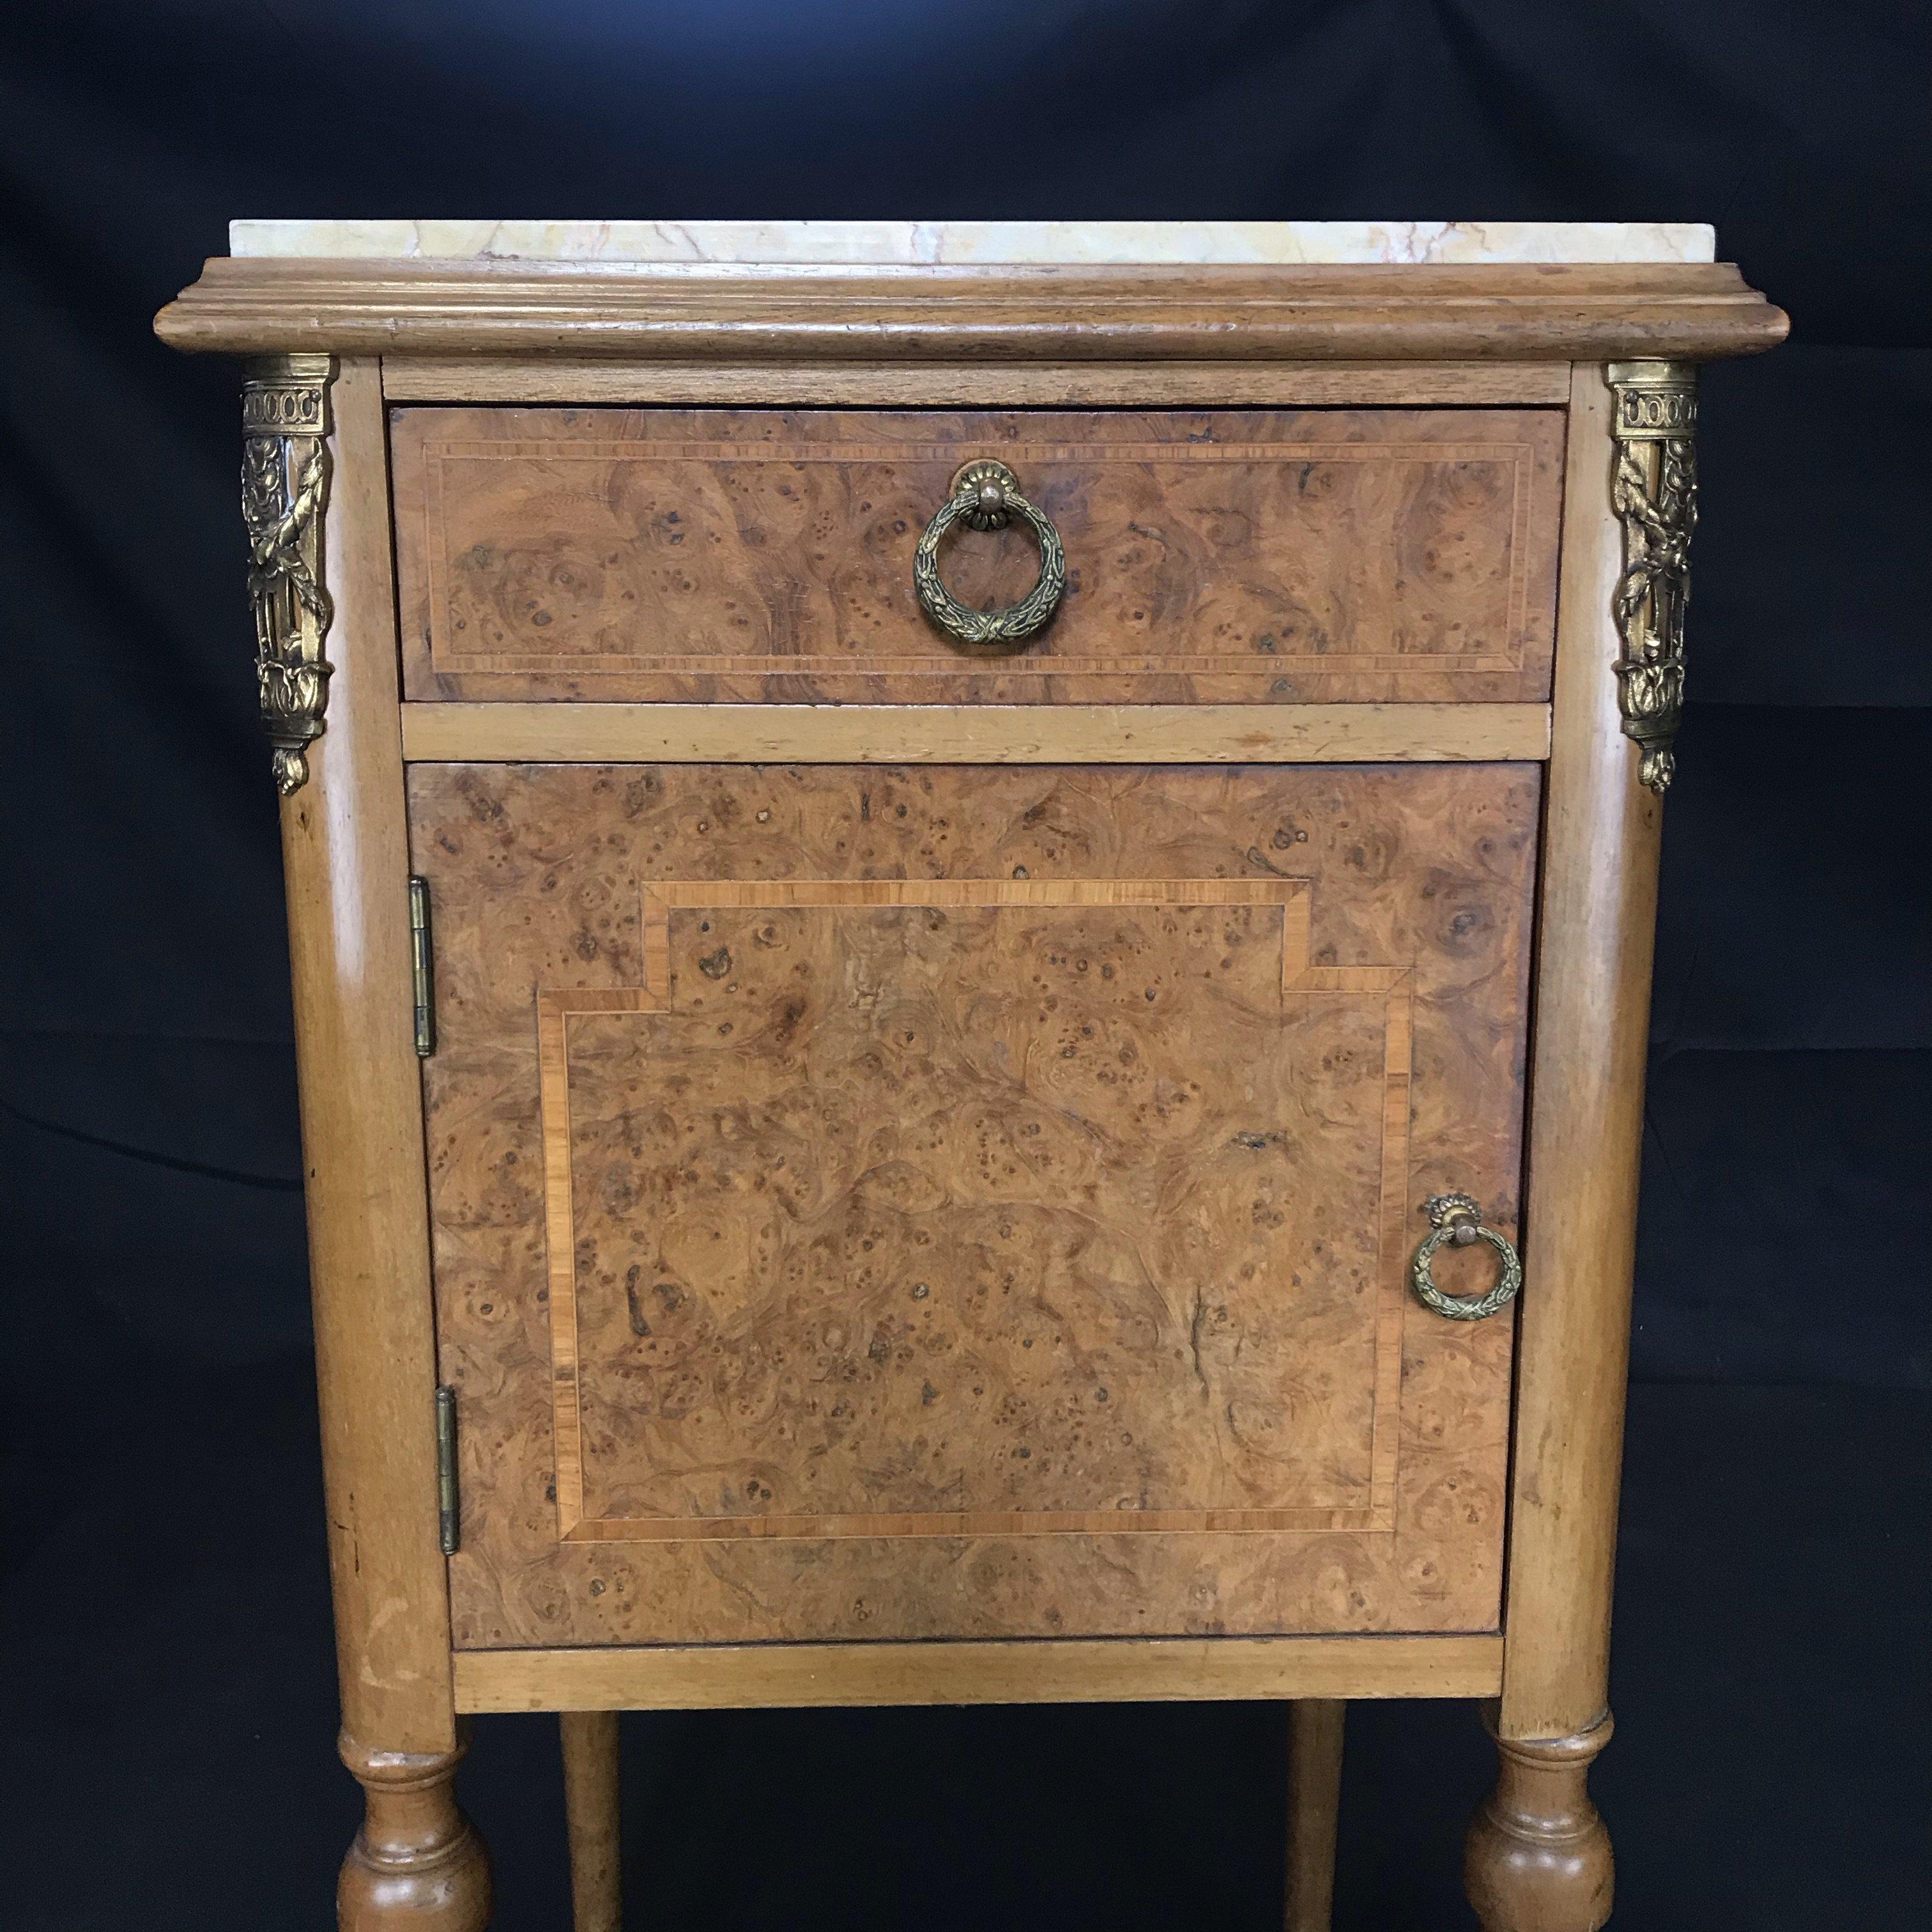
415, 760, 1538, 1649
391, 408, 1565, 705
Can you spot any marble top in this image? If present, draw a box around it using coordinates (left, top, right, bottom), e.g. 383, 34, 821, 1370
229, 219, 1716, 266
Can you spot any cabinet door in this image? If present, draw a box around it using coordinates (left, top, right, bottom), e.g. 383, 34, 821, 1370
415, 762, 1537, 1648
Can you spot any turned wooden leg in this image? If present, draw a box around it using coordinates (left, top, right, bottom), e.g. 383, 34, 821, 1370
560, 1712, 623, 1932
1284, 1699, 1346, 1931
339, 1728, 492, 1930
1465, 1708, 1614, 1932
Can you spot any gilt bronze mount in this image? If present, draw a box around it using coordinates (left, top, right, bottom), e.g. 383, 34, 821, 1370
1608, 360, 1698, 794
243, 354, 335, 794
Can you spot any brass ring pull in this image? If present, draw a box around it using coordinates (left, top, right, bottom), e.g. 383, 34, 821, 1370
914, 460, 1066, 649
1409, 1193, 1522, 1322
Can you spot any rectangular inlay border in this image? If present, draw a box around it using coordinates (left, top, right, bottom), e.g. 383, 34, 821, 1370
537, 876, 1412, 1544
417, 436, 1540, 679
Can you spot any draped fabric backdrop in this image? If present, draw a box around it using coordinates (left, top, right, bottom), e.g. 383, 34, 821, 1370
2, 5, 1926, 1927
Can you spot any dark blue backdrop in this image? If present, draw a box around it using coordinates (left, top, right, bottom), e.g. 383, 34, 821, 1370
2, 4, 1927, 1927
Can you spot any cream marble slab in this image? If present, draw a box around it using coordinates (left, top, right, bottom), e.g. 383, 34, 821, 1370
229, 218, 1715, 266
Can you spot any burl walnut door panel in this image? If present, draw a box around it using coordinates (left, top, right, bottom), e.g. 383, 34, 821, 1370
415, 763, 1538, 1648
391, 408, 1563, 705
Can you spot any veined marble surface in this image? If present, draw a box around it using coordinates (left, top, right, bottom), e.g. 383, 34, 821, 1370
229, 219, 1716, 266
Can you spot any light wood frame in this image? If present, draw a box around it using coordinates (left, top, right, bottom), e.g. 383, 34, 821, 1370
398, 701, 1551, 765
457, 1635, 1503, 1713
301, 348, 1661, 1920
379, 357, 1574, 407
160, 247, 1783, 1931
156, 258, 1786, 362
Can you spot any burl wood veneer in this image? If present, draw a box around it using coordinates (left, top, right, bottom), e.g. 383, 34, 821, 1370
155, 222, 1785, 1932
392, 407, 1563, 705
416, 762, 1535, 1648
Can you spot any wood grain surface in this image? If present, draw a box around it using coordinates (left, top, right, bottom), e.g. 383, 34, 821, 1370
390, 408, 1564, 705
1464, 1710, 1616, 1931
544, 875, 1412, 1543
454, 1634, 1503, 1712
154, 257, 1790, 364
397, 702, 1551, 766
1500, 367, 1665, 1747
413, 762, 1538, 1648
280, 360, 459, 1755
380, 360, 1575, 408
557, 1712, 622, 1932
1286, 1699, 1347, 1931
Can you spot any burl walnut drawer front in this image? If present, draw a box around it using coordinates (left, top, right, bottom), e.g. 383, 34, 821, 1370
390, 408, 1565, 705
415, 761, 1538, 1650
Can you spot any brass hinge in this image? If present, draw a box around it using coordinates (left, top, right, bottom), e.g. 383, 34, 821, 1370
409, 876, 435, 1056
435, 1384, 460, 1555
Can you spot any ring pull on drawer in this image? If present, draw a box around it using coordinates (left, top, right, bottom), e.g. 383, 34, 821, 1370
914, 459, 1066, 650
1410, 1192, 1522, 1321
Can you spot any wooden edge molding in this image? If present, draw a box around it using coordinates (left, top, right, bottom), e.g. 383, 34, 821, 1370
284, 360, 459, 1754
1498, 365, 1661, 1742
452, 1634, 1505, 1713
155, 259, 1788, 362
378, 358, 1574, 406
397, 702, 1552, 766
